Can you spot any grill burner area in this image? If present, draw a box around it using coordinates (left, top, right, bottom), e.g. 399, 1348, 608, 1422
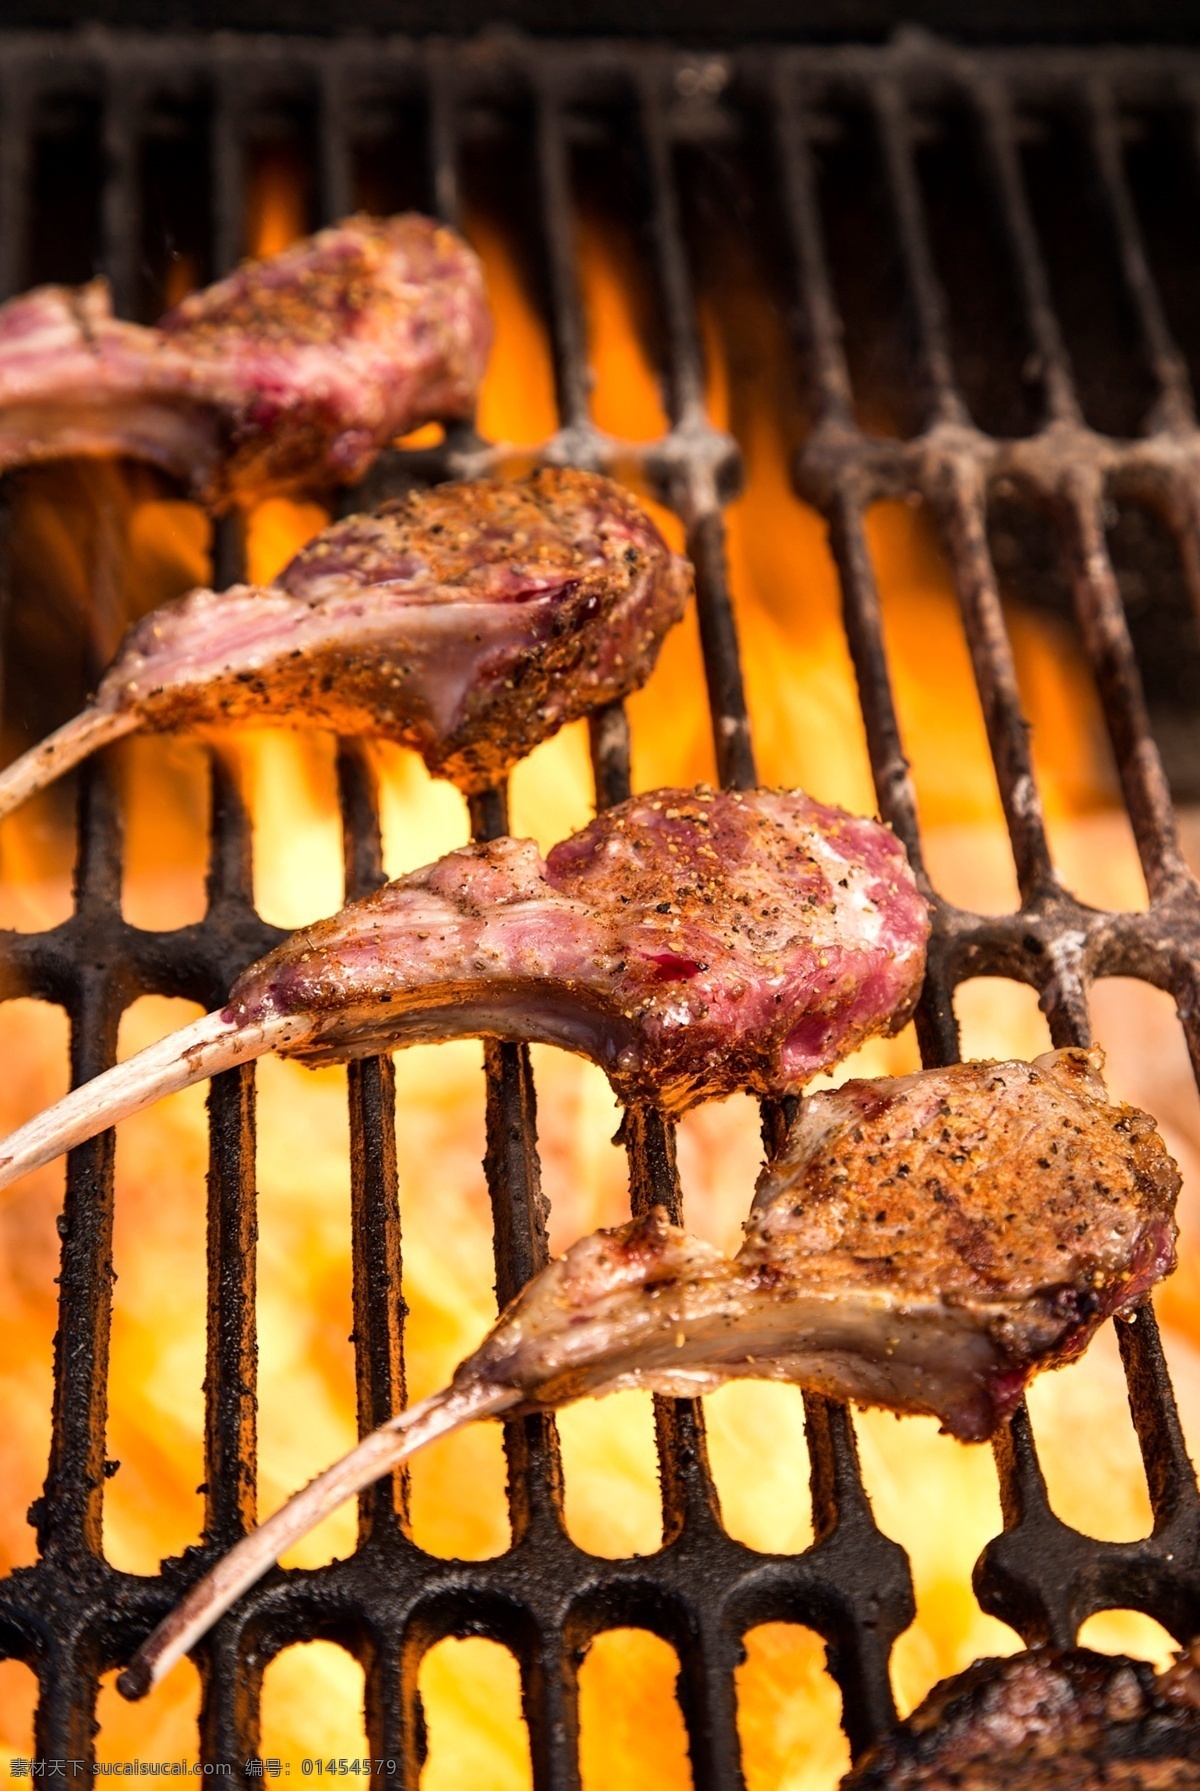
1, 22, 1200, 1779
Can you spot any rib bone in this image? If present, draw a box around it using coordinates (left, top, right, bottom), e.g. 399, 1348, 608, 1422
0, 1011, 313, 1192
0, 707, 140, 817
117, 1380, 514, 1702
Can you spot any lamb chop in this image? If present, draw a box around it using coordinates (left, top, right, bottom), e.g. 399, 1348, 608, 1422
0, 784, 929, 1193
840, 1643, 1200, 1787
0, 212, 489, 507
0, 468, 692, 814
116, 1046, 1177, 1700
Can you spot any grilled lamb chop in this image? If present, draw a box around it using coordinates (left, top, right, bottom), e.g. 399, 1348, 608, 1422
0, 784, 928, 1192
116, 1047, 1176, 1700
0, 213, 489, 506
0, 468, 691, 814
840, 1643, 1200, 1787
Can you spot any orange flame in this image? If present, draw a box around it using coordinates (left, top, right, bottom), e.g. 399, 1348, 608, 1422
0, 156, 1198, 1773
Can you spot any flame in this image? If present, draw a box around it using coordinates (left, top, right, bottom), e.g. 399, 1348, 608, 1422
470, 210, 561, 449
246, 145, 311, 264
0, 170, 1198, 1776
162, 253, 200, 314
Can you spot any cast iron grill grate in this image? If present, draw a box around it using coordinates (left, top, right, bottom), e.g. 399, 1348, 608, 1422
0, 24, 1199, 1779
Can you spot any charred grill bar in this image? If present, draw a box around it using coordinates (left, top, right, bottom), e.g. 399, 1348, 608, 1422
0, 23, 1199, 1778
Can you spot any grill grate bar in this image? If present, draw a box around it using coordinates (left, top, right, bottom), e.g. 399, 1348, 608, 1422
971, 77, 1083, 427
212, 64, 247, 281
338, 742, 409, 1547
979, 1307, 1200, 1649
636, 69, 708, 435
963, 65, 1195, 899
801, 1396, 912, 1752
100, 67, 141, 320
1116, 1308, 1200, 1530
774, 77, 929, 870
202, 1054, 260, 1551
772, 68, 857, 426
863, 70, 1065, 899
461, 688, 576, 1787
872, 77, 967, 430
535, 80, 594, 443
0, 61, 31, 303
636, 71, 756, 794
318, 57, 356, 230
1084, 78, 1196, 433
1058, 475, 1192, 898
197, 680, 258, 1733
200, 1054, 263, 1760
427, 54, 463, 237
34, 763, 129, 1754
510, 67, 739, 1784
826, 490, 928, 872
935, 462, 1059, 901
977, 1402, 1086, 1647
186, 122, 271, 1766
55, 783, 122, 1571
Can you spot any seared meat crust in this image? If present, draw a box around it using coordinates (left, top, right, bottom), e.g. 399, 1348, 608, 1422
749, 1048, 1179, 1368
455, 1050, 1177, 1439
0, 214, 490, 507
843, 1646, 1200, 1788
106, 468, 691, 791
229, 783, 928, 1107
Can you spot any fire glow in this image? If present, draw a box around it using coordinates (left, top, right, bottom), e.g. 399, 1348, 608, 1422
1, 154, 1200, 1783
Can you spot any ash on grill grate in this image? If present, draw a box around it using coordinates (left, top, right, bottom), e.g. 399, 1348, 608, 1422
0, 24, 1198, 1782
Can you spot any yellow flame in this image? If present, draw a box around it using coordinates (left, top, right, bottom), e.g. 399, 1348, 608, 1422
246, 147, 310, 264
578, 211, 670, 444
469, 210, 560, 449
578, 1631, 691, 1789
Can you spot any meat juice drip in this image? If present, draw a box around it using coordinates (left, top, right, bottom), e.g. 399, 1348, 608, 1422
0, 152, 1198, 1783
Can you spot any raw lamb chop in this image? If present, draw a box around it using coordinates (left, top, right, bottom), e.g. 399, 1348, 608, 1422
0, 213, 489, 506
840, 1643, 1200, 1787
0, 784, 928, 1191
115, 1047, 1177, 1699
0, 468, 692, 814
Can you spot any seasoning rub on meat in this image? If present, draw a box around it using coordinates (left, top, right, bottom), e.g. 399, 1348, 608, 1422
0, 784, 929, 1189
115, 1047, 1177, 1700
0, 468, 691, 816
0, 213, 490, 505
841, 1643, 1200, 1788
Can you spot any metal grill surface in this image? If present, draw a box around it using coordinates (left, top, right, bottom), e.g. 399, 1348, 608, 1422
0, 25, 1200, 1780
